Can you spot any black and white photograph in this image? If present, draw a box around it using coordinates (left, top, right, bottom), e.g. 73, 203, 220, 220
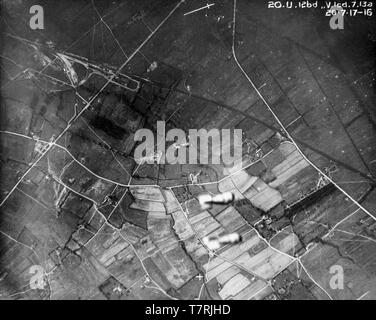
0, 0, 375, 309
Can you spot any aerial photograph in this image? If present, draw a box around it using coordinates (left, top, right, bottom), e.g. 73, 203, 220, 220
0, 0, 375, 306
